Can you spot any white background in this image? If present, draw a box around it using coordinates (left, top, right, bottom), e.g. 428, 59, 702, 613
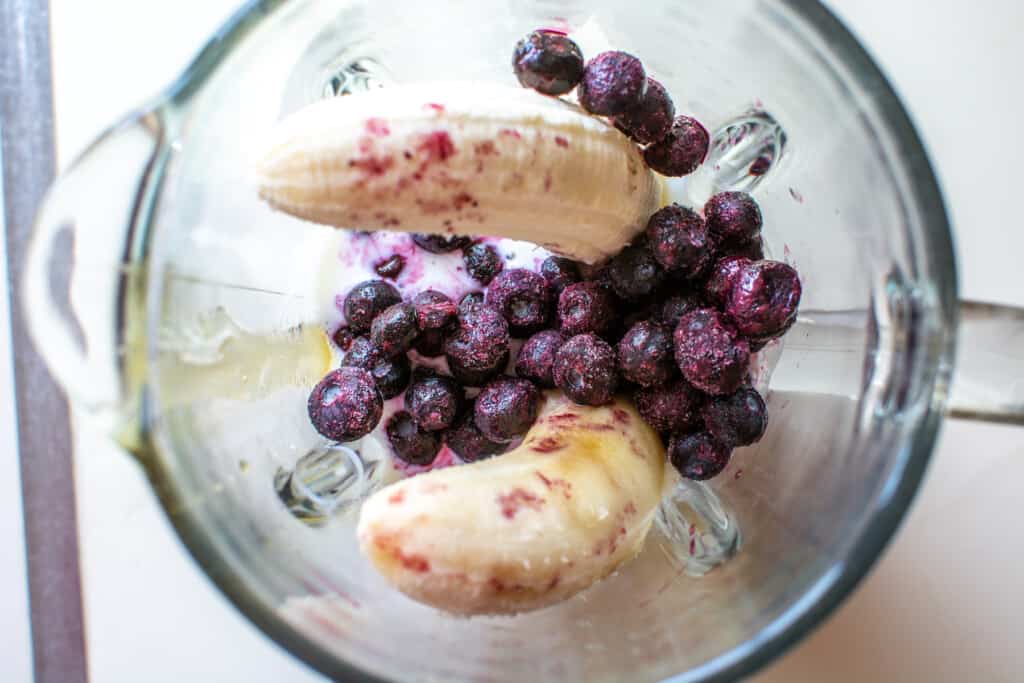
1, 1, 1021, 681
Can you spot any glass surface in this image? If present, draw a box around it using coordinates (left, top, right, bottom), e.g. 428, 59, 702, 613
25, 1, 961, 681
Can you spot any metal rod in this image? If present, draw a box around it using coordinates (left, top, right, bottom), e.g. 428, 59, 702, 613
0, 0, 89, 681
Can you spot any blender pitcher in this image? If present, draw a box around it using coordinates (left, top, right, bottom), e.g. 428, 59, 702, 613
21, 0, 1024, 681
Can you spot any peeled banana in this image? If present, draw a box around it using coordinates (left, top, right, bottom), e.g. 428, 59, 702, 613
357, 392, 667, 615
256, 82, 662, 264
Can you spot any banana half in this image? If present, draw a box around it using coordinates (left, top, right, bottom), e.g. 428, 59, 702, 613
256, 83, 662, 264
357, 392, 667, 615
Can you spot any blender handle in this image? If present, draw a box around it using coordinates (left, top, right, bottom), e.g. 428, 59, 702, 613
948, 300, 1024, 425
22, 109, 165, 440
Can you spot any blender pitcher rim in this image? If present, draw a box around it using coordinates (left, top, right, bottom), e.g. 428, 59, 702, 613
102, 0, 959, 681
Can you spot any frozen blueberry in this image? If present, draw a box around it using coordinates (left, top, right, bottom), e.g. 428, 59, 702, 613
668, 432, 732, 481
615, 296, 660, 333
342, 280, 402, 333
553, 333, 618, 406
703, 387, 767, 448
331, 325, 356, 351
586, 265, 618, 295
475, 377, 541, 442
704, 256, 751, 307
307, 367, 383, 442
512, 30, 585, 96
458, 291, 485, 314
412, 329, 446, 358
373, 254, 406, 280
412, 233, 471, 253
370, 302, 418, 357
729, 237, 765, 261
576, 261, 607, 282
557, 281, 617, 337
749, 338, 770, 353
341, 335, 379, 369
611, 78, 675, 145
405, 369, 464, 431
634, 379, 704, 434
412, 292, 458, 356
515, 329, 565, 388
617, 320, 676, 387
444, 302, 510, 386
659, 293, 699, 329
606, 245, 665, 300
463, 242, 504, 284
645, 204, 713, 278
412, 290, 457, 331
386, 411, 442, 465
578, 51, 647, 116
340, 336, 411, 400
485, 268, 551, 337
674, 308, 750, 395
726, 260, 802, 340
444, 400, 508, 462
704, 191, 763, 246
540, 256, 582, 296
643, 116, 709, 177
369, 356, 410, 399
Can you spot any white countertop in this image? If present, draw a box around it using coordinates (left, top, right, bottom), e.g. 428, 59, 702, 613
2, 1, 1019, 681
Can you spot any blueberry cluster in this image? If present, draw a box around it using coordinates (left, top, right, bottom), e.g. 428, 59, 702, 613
310, 187, 800, 480
521, 188, 796, 480
618, 190, 797, 479
306, 34, 803, 482
310, 243, 552, 465
513, 30, 709, 177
